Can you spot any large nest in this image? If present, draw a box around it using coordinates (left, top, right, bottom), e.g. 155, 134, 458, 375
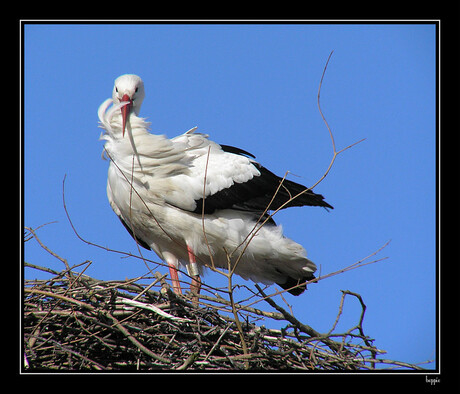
23, 257, 425, 372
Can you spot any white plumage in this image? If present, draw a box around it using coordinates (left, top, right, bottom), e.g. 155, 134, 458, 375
99, 74, 333, 296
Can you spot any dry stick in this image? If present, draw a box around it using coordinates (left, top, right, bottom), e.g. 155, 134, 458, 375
24, 221, 58, 242
255, 284, 349, 355
227, 269, 250, 368
25, 288, 86, 307
102, 312, 171, 364
131, 275, 164, 301
24, 262, 61, 276
266, 51, 364, 216
204, 323, 232, 361
198, 293, 285, 320
323, 289, 376, 368
351, 358, 426, 371
313, 241, 391, 283
176, 352, 200, 370
339, 290, 377, 368
24, 226, 71, 272
254, 285, 322, 340
312, 50, 365, 190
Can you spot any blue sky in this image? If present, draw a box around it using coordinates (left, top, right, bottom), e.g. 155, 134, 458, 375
24, 23, 437, 370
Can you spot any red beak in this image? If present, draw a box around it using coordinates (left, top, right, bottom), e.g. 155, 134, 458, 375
120, 94, 133, 137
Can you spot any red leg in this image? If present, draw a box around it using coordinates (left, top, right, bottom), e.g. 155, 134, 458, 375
166, 260, 182, 295
191, 275, 202, 295
186, 244, 201, 305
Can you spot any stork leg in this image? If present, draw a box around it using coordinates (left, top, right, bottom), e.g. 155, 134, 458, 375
168, 263, 182, 295
186, 244, 201, 306
164, 253, 182, 295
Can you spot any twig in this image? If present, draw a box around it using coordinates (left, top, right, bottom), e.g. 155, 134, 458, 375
102, 311, 171, 364
255, 284, 347, 355
204, 323, 232, 361
311, 50, 365, 191
119, 297, 193, 323
176, 352, 200, 370
227, 264, 250, 369
24, 226, 71, 272
24, 288, 95, 311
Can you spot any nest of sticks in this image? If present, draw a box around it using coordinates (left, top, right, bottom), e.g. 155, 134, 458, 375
23, 257, 426, 372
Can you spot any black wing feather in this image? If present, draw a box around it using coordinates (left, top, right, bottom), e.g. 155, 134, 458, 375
193, 145, 333, 216
219, 144, 256, 158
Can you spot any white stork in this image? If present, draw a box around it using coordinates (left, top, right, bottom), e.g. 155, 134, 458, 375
99, 74, 333, 299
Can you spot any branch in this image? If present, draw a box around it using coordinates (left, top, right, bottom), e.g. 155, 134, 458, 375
311, 50, 365, 191
102, 311, 172, 364
255, 284, 349, 355
24, 226, 70, 271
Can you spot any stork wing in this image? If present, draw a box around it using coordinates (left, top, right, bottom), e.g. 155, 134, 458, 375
162, 130, 333, 216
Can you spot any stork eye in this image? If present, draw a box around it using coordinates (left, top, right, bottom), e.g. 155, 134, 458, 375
135, 87, 139, 93
115, 87, 118, 93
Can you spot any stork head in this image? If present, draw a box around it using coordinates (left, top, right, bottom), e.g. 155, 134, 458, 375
112, 74, 145, 136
